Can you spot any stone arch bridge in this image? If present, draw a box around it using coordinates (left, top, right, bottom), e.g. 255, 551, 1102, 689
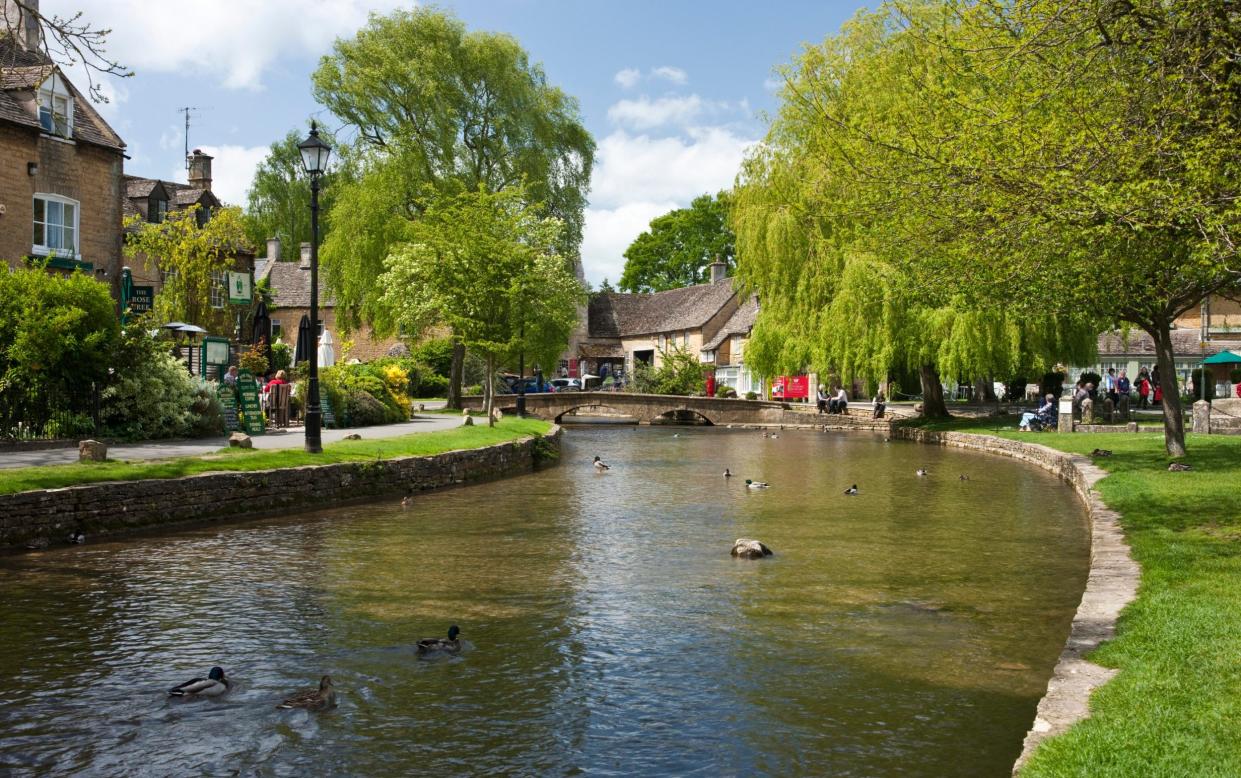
461, 391, 811, 426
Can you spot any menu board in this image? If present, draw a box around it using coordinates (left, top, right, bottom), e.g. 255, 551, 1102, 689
217, 385, 240, 432
320, 390, 336, 428
236, 370, 266, 436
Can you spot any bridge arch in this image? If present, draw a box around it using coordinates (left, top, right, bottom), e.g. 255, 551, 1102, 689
649, 408, 717, 426
551, 402, 640, 423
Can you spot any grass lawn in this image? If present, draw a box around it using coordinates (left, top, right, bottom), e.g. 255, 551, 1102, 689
0, 418, 551, 496
907, 415, 1241, 776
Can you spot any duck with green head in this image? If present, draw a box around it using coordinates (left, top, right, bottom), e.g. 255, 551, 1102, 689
417, 625, 463, 657
169, 666, 229, 697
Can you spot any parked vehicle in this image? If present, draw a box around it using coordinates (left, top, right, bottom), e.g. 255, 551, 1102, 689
549, 378, 581, 392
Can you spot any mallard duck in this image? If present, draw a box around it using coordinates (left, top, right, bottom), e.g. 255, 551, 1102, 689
278, 675, 336, 710
400, 495, 413, 508
593, 456, 610, 471
169, 666, 229, 697
723, 468, 732, 478
844, 484, 858, 495
745, 479, 770, 489
1168, 462, 1192, 472
67, 530, 86, 544
770, 433, 779, 439
1091, 448, 1112, 458
916, 469, 929, 477
959, 474, 970, 481
417, 625, 462, 657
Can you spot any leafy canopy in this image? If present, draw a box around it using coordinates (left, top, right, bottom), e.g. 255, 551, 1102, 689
620, 192, 735, 293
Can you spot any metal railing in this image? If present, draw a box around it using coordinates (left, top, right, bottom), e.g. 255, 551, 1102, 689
0, 382, 101, 441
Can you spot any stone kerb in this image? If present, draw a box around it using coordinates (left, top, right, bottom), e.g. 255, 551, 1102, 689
891, 426, 1139, 773
0, 426, 562, 550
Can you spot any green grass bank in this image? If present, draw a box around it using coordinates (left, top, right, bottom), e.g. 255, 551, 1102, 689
907, 416, 1241, 776
0, 418, 551, 496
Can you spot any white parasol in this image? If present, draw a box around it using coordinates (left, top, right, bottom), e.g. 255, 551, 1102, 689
317, 329, 336, 368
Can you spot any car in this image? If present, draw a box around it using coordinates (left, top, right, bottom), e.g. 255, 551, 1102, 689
510, 377, 551, 394
549, 378, 581, 392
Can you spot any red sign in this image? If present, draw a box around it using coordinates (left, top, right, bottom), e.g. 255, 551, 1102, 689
772, 375, 809, 399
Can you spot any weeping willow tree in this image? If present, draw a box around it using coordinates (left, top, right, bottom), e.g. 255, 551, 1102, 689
733, 2, 1103, 417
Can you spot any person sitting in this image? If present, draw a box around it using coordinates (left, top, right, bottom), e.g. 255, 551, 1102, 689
873, 391, 886, 419
1019, 394, 1057, 431
828, 386, 849, 414
264, 369, 288, 393
816, 385, 828, 414
222, 365, 239, 386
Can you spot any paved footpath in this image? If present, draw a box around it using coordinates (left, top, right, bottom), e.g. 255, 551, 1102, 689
0, 409, 462, 470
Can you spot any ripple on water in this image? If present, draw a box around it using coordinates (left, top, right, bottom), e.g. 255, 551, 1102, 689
0, 427, 1088, 776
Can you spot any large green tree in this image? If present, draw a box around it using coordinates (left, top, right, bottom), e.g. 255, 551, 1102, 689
620, 191, 735, 292
378, 188, 583, 424
762, 0, 1241, 455
242, 127, 349, 255
312, 8, 594, 407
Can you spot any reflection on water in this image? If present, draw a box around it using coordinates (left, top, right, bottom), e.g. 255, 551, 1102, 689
0, 427, 1088, 776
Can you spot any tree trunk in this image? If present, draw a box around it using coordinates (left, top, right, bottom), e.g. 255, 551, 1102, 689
1151, 322, 1188, 457
919, 363, 950, 418
447, 340, 465, 409
484, 353, 496, 427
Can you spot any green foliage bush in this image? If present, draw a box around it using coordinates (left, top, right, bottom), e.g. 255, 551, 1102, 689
1229, 368, 1241, 384
410, 337, 454, 378
270, 341, 293, 373
101, 345, 199, 440
631, 346, 706, 396
346, 389, 390, 427
745, 391, 758, 400
417, 372, 449, 397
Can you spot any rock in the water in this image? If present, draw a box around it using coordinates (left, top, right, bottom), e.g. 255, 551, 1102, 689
228, 432, 253, 449
343, 433, 362, 440
462, 416, 474, 427
78, 439, 107, 462
731, 538, 773, 559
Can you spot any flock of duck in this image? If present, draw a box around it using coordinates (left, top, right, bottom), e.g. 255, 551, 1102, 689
168, 625, 463, 710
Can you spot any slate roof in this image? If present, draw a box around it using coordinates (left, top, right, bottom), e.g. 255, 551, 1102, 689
1097, 329, 1241, 358
261, 260, 337, 308
588, 281, 737, 338
0, 38, 124, 151
702, 295, 758, 351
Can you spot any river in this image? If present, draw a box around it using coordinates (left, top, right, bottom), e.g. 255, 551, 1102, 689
0, 426, 1088, 776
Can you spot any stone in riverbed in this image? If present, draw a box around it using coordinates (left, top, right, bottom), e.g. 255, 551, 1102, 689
78, 439, 107, 462
731, 538, 773, 559
228, 432, 252, 449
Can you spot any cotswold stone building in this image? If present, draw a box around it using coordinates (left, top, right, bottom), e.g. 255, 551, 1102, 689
0, 17, 125, 280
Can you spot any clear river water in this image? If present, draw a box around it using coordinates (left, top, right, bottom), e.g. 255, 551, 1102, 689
0, 426, 1089, 777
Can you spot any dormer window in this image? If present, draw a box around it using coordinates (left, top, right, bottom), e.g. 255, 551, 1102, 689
37, 75, 73, 138
149, 196, 168, 223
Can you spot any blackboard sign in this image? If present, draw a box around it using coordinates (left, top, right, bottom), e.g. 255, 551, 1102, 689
218, 386, 240, 432
320, 390, 336, 428
236, 371, 266, 436
130, 286, 154, 314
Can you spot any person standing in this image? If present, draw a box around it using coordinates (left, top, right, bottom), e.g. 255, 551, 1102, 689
1103, 368, 1118, 405
1137, 370, 1151, 409
1117, 368, 1131, 402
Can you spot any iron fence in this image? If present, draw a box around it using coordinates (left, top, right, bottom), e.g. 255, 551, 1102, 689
0, 381, 101, 441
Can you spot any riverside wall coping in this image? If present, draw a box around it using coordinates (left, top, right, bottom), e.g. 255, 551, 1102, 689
1, 426, 561, 551
891, 427, 1139, 774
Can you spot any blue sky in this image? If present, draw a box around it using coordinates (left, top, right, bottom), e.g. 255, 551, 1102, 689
48, 1, 868, 285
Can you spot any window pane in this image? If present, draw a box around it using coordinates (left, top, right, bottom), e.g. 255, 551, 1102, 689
46, 201, 62, 225
32, 222, 42, 246
38, 106, 52, 132
63, 227, 75, 252
32, 198, 43, 222
47, 225, 61, 250
63, 203, 75, 225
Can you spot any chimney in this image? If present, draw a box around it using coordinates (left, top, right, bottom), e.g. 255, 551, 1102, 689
3, 0, 40, 50
709, 258, 727, 284
266, 237, 281, 263
187, 148, 213, 191
299, 242, 311, 269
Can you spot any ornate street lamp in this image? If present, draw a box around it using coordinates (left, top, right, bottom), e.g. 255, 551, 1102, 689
298, 121, 332, 453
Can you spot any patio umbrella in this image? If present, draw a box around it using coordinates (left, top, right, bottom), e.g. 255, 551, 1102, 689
251, 300, 272, 366
318, 329, 336, 368
1203, 350, 1241, 364
160, 321, 190, 331
176, 324, 208, 336
294, 315, 312, 364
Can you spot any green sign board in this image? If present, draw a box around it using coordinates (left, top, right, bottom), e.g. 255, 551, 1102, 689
217, 385, 240, 432
236, 370, 265, 436
200, 336, 231, 381
130, 286, 154, 314
320, 390, 336, 428
227, 271, 252, 304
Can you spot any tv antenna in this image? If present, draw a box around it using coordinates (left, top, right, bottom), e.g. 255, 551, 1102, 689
175, 106, 210, 170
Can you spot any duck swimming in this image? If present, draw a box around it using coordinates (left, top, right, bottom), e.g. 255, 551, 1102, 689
745, 479, 770, 489
844, 484, 858, 495
67, 530, 86, 544
169, 666, 229, 697
417, 625, 463, 657
723, 468, 732, 478
277, 675, 336, 710
916, 469, 929, 477
400, 495, 413, 507
593, 456, 610, 470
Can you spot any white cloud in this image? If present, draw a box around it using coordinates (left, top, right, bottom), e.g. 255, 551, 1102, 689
651, 66, 688, 85
580, 126, 757, 285
168, 144, 270, 206
49, 0, 406, 90
614, 68, 641, 89
607, 95, 720, 130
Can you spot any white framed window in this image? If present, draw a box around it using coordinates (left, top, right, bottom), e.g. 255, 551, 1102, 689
37, 74, 73, 138
209, 269, 227, 309
270, 318, 282, 339
32, 194, 79, 258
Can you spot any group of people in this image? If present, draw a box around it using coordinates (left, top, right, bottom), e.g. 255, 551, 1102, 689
1098, 366, 1161, 408
816, 386, 887, 418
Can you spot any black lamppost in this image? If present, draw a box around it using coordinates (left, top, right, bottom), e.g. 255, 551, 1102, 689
298, 122, 332, 453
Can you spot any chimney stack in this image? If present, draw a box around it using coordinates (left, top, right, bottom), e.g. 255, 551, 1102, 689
709, 258, 727, 284
187, 148, 213, 191
299, 242, 311, 269
266, 237, 281, 263
3, 0, 41, 50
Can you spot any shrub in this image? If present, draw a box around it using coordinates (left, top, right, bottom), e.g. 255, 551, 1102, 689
1039, 371, 1066, 399
410, 337, 454, 377
631, 346, 706, 396
270, 341, 293, 373
1078, 371, 1102, 390
101, 347, 199, 440
346, 390, 389, 426
189, 384, 224, 437
464, 384, 483, 395
1229, 368, 1241, 384
417, 373, 449, 397
1189, 368, 1216, 401
238, 340, 269, 376
745, 391, 758, 400
718, 386, 738, 398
